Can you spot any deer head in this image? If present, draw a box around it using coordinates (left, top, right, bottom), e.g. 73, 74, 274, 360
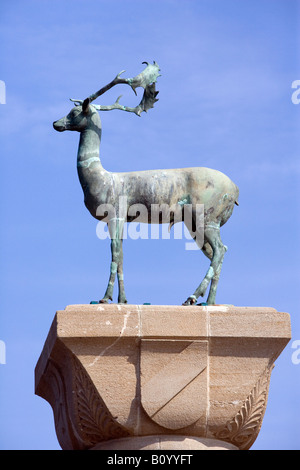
53, 102, 100, 133
53, 61, 160, 133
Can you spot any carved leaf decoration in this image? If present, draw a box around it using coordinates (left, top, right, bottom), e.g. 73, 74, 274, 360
73, 355, 130, 447
213, 366, 273, 450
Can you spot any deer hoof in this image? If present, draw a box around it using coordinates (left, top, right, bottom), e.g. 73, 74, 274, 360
182, 296, 197, 306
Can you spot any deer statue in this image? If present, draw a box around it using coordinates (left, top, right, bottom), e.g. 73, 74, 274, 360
53, 61, 239, 306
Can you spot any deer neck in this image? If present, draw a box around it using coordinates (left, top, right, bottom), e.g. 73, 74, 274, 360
77, 125, 102, 169
77, 125, 111, 215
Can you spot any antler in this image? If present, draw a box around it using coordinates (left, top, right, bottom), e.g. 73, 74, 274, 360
93, 82, 159, 116
70, 61, 161, 116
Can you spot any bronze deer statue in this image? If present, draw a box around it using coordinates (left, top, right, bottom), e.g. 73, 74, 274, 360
53, 62, 239, 305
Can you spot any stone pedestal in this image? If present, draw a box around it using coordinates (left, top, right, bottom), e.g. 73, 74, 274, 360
35, 304, 291, 450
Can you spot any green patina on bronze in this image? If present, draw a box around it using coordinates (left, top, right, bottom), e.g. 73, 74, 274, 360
53, 62, 239, 305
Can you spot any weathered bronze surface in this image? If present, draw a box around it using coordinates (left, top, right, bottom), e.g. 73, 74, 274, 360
53, 62, 239, 305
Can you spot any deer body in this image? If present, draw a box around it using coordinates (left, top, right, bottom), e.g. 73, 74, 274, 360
53, 63, 239, 305
74, 107, 237, 224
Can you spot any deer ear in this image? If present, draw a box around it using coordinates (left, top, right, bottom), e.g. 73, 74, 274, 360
82, 98, 90, 114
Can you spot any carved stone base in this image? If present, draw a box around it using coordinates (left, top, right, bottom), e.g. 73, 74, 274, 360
35, 304, 291, 450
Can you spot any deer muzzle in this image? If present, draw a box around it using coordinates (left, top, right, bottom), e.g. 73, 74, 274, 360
53, 117, 67, 132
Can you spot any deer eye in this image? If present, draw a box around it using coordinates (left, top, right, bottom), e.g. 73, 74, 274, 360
69, 109, 80, 119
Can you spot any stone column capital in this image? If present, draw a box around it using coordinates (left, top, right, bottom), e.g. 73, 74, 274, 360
35, 304, 291, 450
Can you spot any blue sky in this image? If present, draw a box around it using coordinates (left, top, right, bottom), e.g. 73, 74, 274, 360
0, 0, 299, 450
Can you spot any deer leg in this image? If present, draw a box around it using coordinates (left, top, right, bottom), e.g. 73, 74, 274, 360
182, 214, 207, 305
117, 238, 127, 304
205, 246, 227, 305
183, 224, 226, 305
202, 241, 213, 261
198, 225, 226, 305
100, 218, 124, 303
